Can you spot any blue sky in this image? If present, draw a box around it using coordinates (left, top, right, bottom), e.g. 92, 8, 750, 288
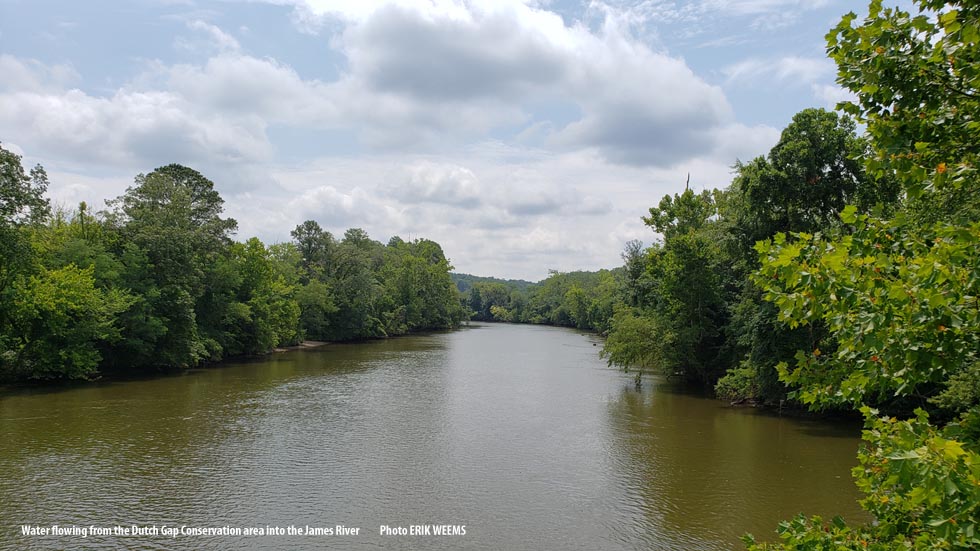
0, 0, 873, 280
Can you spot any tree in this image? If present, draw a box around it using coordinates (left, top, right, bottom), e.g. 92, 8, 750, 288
0, 145, 52, 378
0, 145, 49, 226
746, 1, 980, 548
0, 145, 49, 293
621, 239, 648, 308
638, 188, 729, 384
714, 108, 900, 404
730, 108, 891, 253
601, 307, 672, 386
643, 188, 715, 240
290, 220, 334, 281
105, 164, 237, 368
828, 0, 980, 221
5, 265, 132, 380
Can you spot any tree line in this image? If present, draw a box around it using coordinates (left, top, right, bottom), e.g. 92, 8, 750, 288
461, 269, 619, 333
0, 158, 464, 382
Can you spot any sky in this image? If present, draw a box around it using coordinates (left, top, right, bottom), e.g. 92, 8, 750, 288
0, 0, 868, 281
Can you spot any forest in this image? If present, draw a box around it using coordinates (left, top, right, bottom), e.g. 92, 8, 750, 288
0, 158, 464, 382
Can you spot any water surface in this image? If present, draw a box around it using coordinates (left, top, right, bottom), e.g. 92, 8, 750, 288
0, 323, 866, 550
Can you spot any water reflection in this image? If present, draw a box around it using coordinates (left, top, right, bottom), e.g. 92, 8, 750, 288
1, 324, 866, 550
604, 378, 868, 550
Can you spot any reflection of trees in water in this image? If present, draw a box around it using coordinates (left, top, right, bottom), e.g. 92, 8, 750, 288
0, 336, 453, 536
603, 378, 868, 551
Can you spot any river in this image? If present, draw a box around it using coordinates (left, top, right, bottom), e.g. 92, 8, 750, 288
0, 322, 866, 550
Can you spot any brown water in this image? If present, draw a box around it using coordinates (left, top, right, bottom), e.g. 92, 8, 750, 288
0, 322, 866, 550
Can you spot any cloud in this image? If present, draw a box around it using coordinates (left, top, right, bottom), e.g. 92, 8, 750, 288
723, 56, 834, 85
708, 123, 781, 164
0, 54, 80, 93
701, 0, 831, 16
333, 0, 734, 165
383, 162, 483, 208
175, 20, 242, 53
812, 83, 855, 109
347, 4, 567, 101
205, 0, 737, 165
2, 2, 759, 170
0, 86, 272, 168
163, 54, 337, 124
2, 1, 799, 281
598, 0, 832, 25
287, 184, 373, 227
749, 11, 799, 31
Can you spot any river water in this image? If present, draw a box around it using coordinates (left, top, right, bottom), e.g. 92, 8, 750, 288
0, 323, 866, 550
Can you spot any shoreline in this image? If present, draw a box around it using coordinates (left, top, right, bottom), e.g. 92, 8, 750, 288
272, 340, 329, 353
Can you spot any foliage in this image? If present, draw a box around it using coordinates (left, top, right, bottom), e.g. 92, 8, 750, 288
746, 408, 980, 550
728, 108, 894, 258
0, 155, 462, 382
0, 145, 50, 336
450, 272, 536, 293
828, 0, 980, 219
462, 269, 621, 333
0, 144, 49, 227
747, 1, 980, 547
715, 364, 760, 403
600, 308, 672, 375
3, 266, 132, 380
755, 215, 980, 408
931, 362, 980, 416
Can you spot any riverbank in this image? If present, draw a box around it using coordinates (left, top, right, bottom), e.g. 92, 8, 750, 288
273, 340, 329, 352
0, 339, 332, 392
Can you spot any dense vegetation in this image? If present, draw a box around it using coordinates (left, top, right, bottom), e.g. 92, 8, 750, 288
740, 1, 980, 548
0, 158, 463, 382
460, 269, 620, 333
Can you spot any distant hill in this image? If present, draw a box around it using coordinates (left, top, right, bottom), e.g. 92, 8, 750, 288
450, 273, 538, 293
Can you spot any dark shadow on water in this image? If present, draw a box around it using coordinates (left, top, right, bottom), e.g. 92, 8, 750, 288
629, 374, 864, 439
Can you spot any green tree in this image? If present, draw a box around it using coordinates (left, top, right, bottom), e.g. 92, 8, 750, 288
290, 220, 334, 281
716, 109, 892, 403
5, 265, 132, 380
0, 145, 49, 296
643, 188, 715, 240
601, 307, 673, 386
828, 0, 980, 222
638, 188, 729, 384
729, 108, 892, 254
105, 164, 237, 368
0, 145, 51, 378
747, 2, 980, 548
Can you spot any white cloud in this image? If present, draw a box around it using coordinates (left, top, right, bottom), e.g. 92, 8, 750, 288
2, 3, 755, 170
599, 0, 832, 24
701, 0, 831, 16
812, 83, 855, 109
334, 0, 735, 165
750, 10, 799, 31
1, 1, 799, 280
383, 162, 483, 208
0, 54, 80, 93
0, 87, 273, 168
176, 20, 242, 53
723, 55, 833, 85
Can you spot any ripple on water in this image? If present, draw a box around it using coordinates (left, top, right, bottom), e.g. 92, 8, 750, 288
0, 324, 865, 550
